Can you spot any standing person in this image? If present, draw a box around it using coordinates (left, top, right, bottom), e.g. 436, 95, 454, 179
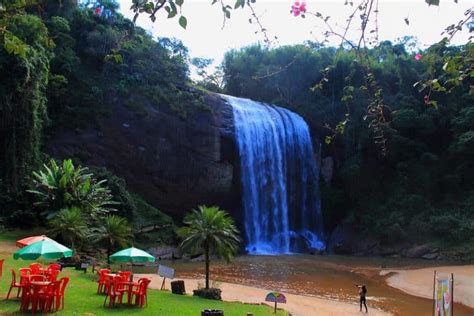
356, 284, 368, 313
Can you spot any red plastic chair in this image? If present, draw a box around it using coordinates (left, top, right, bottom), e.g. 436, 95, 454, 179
30, 282, 46, 314
97, 269, 110, 294
47, 263, 62, 271
6, 269, 25, 299
19, 279, 32, 312
29, 263, 42, 275
39, 280, 60, 313
47, 269, 60, 282
104, 276, 125, 307
0, 259, 4, 278
19, 267, 31, 276
131, 278, 151, 307
51, 277, 69, 311
29, 274, 47, 282
117, 271, 132, 281
18, 274, 47, 313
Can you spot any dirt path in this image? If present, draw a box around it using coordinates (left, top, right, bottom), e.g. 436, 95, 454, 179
136, 274, 392, 316
382, 265, 474, 309
0, 241, 17, 254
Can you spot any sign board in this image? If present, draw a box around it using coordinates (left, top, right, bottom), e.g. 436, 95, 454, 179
158, 264, 175, 279
433, 271, 453, 316
435, 278, 451, 316
80, 263, 89, 269
265, 292, 287, 303
266, 292, 286, 314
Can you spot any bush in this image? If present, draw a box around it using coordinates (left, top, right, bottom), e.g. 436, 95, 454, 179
6, 210, 38, 228
429, 214, 474, 242
193, 288, 222, 300
381, 223, 405, 245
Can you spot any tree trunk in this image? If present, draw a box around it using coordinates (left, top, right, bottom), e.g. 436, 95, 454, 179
205, 242, 210, 289
107, 247, 111, 265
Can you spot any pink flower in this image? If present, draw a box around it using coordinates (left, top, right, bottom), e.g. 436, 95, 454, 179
94, 7, 102, 15
415, 53, 423, 61
424, 95, 430, 104
291, 1, 306, 17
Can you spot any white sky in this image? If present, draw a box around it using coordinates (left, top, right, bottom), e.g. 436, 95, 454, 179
118, 0, 473, 64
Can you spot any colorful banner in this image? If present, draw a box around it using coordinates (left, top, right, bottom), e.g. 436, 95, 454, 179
435, 278, 451, 316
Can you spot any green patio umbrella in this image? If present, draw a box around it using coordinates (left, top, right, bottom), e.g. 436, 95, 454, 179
109, 247, 155, 263
13, 239, 73, 260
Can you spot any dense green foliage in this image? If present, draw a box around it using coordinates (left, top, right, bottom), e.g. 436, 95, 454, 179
90, 168, 177, 246
222, 42, 474, 246
0, 0, 207, 199
29, 159, 174, 252
0, 11, 51, 193
178, 206, 240, 289
25, 158, 132, 256
28, 159, 116, 220
0, 1, 192, 246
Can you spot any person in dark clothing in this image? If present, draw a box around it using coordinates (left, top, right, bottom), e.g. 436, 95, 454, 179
356, 284, 368, 313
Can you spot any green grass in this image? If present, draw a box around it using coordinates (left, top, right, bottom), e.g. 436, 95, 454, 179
0, 238, 287, 316
0, 229, 45, 242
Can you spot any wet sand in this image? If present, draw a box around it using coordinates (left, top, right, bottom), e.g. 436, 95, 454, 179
137, 275, 391, 316
383, 265, 474, 308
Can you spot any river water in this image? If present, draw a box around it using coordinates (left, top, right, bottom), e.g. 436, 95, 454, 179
159, 255, 473, 316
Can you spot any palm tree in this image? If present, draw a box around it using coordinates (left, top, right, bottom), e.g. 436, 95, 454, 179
92, 215, 133, 263
178, 205, 240, 289
48, 207, 89, 250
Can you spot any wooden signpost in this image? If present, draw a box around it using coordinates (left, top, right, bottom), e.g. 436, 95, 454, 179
265, 292, 287, 314
158, 264, 175, 290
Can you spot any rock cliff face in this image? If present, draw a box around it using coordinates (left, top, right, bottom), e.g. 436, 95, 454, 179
47, 92, 241, 218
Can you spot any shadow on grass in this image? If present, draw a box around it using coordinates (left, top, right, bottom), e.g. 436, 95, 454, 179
101, 304, 150, 314
0, 297, 23, 315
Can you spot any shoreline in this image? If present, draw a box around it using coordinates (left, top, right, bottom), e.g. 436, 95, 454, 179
136, 274, 392, 316
382, 265, 474, 309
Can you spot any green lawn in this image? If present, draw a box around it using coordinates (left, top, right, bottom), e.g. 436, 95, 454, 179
0, 229, 45, 242
0, 233, 287, 316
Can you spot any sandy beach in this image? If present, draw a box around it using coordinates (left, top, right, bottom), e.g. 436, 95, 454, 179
382, 265, 474, 309
136, 274, 392, 316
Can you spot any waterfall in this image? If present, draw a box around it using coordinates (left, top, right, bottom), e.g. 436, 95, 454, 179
224, 95, 325, 254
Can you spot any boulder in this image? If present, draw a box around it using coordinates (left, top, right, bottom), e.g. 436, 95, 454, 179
422, 252, 439, 260
148, 246, 182, 260
47, 92, 241, 217
406, 244, 434, 258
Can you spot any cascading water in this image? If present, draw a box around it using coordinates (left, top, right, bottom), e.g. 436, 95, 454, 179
224, 95, 325, 254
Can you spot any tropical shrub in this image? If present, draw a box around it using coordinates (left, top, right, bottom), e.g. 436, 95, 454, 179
91, 215, 133, 262
48, 207, 89, 250
27, 159, 116, 220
